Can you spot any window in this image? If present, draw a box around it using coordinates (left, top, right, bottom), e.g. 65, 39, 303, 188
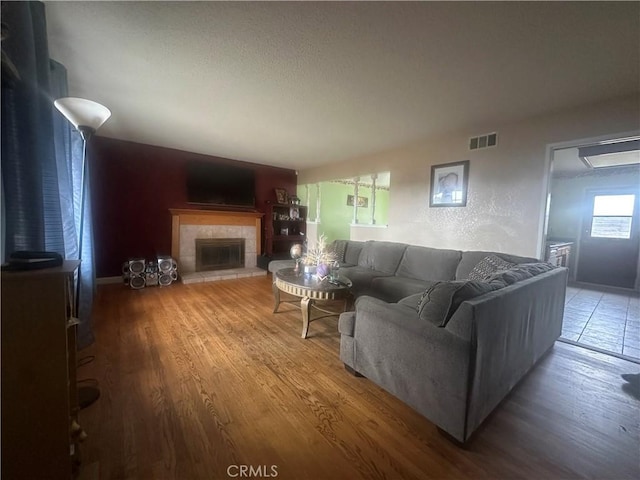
590, 194, 635, 239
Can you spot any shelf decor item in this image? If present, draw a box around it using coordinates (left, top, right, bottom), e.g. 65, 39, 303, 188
275, 188, 288, 204
290, 243, 303, 273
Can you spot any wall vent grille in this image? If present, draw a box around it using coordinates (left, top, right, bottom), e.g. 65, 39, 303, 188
469, 132, 498, 150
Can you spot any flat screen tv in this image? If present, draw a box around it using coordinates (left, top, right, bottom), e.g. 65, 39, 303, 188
186, 161, 256, 208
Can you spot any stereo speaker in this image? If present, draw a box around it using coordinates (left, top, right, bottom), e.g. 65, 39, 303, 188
122, 257, 178, 289
157, 255, 178, 286
122, 259, 146, 275
157, 255, 178, 274
123, 258, 147, 289
129, 274, 146, 289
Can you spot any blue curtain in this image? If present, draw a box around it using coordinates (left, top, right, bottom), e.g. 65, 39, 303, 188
2, 1, 95, 348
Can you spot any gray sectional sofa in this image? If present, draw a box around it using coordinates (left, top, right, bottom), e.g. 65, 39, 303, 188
268, 239, 567, 444
334, 240, 567, 444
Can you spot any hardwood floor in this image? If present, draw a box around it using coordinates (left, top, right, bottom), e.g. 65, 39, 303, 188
78, 276, 640, 480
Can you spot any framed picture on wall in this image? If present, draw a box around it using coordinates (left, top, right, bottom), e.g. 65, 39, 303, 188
274, 188, 288, 204
347, 195, 369, 207
429, 160, 469, 207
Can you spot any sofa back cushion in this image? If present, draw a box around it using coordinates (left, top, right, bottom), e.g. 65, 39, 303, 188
417, 280, 505, 327
344, 241, 365, 266
358, 241, 408, 274
455, 251, 539, 280
396, 245, 462, 282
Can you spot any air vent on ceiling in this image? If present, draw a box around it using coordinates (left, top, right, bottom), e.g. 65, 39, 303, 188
469, 132, 498, 150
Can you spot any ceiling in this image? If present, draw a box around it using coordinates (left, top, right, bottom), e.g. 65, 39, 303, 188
553, 148, 593, 176
553, 144, 640, 176
43, 1, 639, 170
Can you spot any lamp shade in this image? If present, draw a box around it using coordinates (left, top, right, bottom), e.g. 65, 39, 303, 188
54, 97, 111, 132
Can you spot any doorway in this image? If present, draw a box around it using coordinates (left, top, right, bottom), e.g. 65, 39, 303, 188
546, 136, 640, 290
546, 135, 640, 360
576, 189, 640, 288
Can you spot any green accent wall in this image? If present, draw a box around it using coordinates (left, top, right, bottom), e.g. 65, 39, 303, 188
297, 182, 389, 243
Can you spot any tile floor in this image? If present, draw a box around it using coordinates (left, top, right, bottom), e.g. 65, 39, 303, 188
562, 284, 640, 360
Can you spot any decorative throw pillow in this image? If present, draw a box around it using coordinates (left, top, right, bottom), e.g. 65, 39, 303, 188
467, 255, 517, 281
486, 262, 556, 285
417, 280, 504, 327
330, 240, 348, 264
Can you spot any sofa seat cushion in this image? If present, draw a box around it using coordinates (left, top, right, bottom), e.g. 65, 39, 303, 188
371, 276, 436, 303
396, 245, 462, 282
340, 266, 392, 297
417, 280, 504, 327
398, 293, 423, 310
467, 254, 516, 281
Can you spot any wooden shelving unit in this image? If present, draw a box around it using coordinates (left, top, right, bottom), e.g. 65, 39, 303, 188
264, 203, 308, 257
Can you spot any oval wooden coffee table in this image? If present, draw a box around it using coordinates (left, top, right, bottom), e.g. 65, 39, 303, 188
273, 267, 353, 338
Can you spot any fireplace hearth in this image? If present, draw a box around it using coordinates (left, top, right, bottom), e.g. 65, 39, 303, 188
196, 238, 245, 272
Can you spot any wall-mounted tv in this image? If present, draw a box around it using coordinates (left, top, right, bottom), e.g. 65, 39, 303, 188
186, 161, 256, 208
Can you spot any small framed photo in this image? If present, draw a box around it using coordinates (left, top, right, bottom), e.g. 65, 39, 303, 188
347, 195, 369, 207
429, 160, 469, 207
289, 207, 300, 220
280, 227, 289, 236
274, 188, 288, 204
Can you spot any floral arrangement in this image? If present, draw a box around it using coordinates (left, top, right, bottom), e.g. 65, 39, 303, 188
302, 234, 338, 267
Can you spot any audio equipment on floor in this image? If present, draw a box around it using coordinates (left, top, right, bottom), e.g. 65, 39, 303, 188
122, 257, 178, 289
122, 258, 147, 289
157, 255, 178, 287
144, 261, 159, 287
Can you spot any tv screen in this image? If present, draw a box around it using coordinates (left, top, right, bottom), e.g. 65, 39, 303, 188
186, 161, 256, 208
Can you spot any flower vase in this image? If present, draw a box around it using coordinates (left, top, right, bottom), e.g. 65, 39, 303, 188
316, 263, 330, 279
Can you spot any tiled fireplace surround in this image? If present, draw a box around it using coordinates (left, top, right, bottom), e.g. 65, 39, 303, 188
170, 209, 266, 284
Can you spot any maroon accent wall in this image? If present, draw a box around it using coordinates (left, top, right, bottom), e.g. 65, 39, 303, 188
90, 137, 297, 277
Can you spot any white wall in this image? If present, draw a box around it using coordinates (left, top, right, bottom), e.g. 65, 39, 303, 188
299, 95, 639, 258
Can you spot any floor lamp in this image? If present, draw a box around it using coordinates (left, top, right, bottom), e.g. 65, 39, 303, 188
54, 97, 111, 409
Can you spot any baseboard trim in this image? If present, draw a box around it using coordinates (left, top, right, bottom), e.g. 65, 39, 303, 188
96, 276, 122, 285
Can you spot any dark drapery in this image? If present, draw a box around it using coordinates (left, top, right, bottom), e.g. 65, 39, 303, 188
2, 1, 95, 347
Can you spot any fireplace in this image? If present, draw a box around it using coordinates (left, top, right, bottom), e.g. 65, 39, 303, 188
196, 238, 246, 272
170, 209, 264, 281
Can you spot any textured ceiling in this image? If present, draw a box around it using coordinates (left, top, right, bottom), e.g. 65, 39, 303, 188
43, 1, 639, 170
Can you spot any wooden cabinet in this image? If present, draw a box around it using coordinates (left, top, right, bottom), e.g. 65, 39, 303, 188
264, 203, 308, 257
1, 261, 81, 480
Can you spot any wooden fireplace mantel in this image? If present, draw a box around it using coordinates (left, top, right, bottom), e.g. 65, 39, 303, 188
170, 209, 264, 260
